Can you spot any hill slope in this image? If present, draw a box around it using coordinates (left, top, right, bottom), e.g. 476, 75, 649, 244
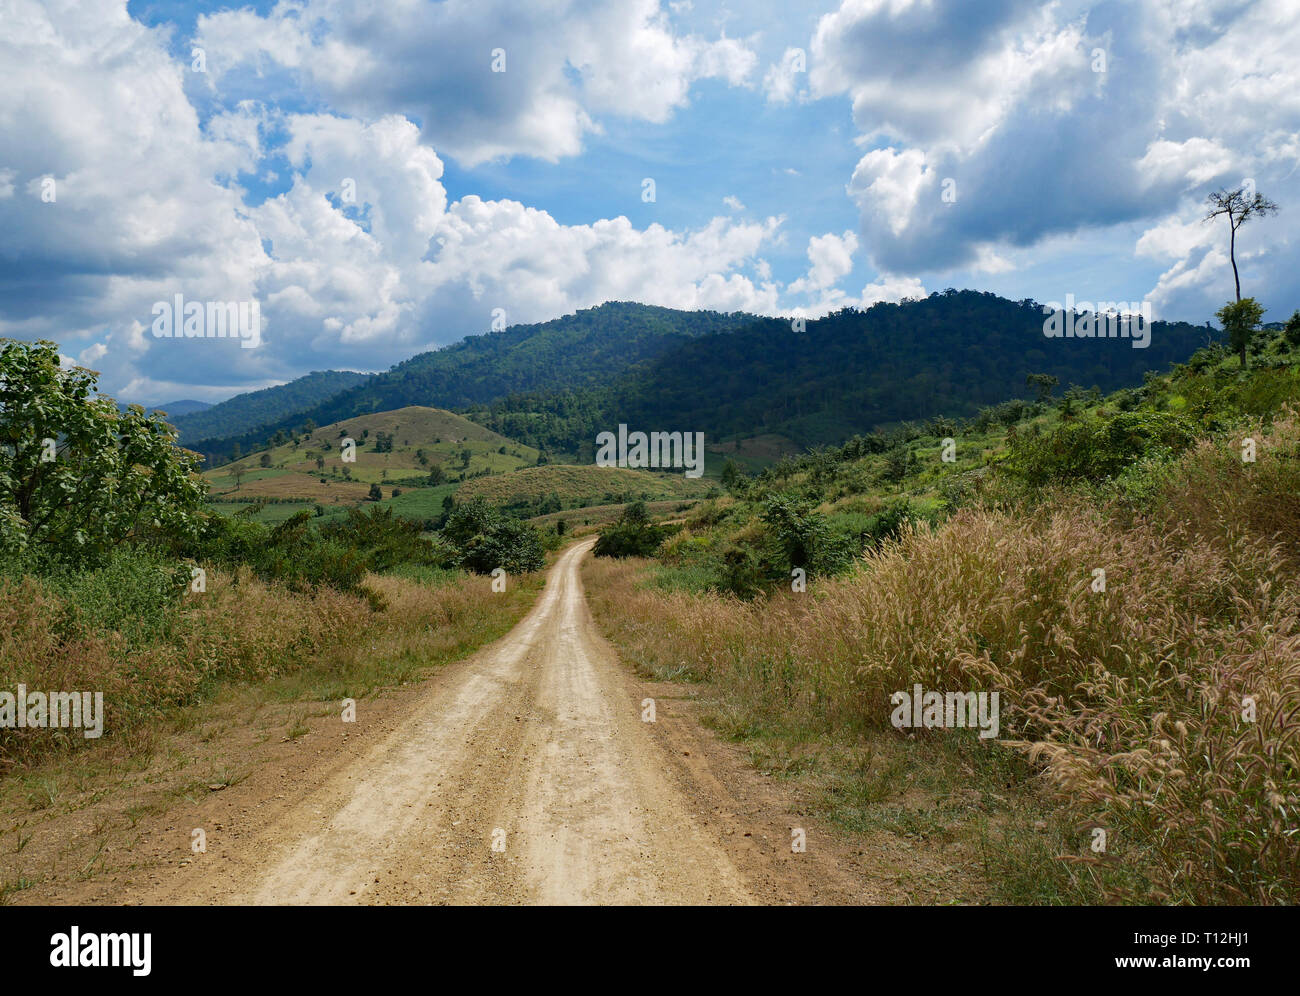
456, 463, 712, 513
206, 405, 539, 507
473, 291, 1218, 457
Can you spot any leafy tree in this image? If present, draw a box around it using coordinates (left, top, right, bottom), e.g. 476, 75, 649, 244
440, 496, 543, 573
883, 446, 915, 484
367, 483, 383, 501
0, 338, 206, 566
1284, 310, 1300, 350
720, 458, 745, 493
623, 500, 649, 527
1216, 297, 1266, 369
1205, 187, 1278, 301
471, 519, 544, 574
1026, 373, 1059, 402
594, 501, 664, 558
760, 494, 827, 571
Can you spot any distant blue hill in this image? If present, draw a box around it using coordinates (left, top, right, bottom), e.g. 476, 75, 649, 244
115, 398, 212, 416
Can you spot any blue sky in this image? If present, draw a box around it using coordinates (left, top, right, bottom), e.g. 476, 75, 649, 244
1, 0, 1296, 403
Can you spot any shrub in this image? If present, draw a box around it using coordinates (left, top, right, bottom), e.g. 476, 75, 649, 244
1004, 410, 1198, 487
594, 502, 666, 558
439, 496, 545, 574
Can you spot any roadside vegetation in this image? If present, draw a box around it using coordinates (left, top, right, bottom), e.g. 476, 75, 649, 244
0, 339, 552, 777
587, 314, 1300, 904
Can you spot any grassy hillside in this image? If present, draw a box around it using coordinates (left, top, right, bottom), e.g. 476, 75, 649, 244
205, 406, 539, 511
456, 463, 712, 515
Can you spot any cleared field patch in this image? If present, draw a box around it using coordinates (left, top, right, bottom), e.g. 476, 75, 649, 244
457, 463, 713, 511
209, 474, 372, 503
529, 499, 700, 530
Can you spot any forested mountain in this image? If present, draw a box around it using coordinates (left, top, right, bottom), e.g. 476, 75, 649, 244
184, 303, 749, 463
471, 291, 1215, 456
606, 290, 1214, 447
115, 398, 210, 417
186, 293, 1217, 466
170, 370, 370, 444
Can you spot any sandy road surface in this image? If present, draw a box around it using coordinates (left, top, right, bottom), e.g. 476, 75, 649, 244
120, 539, 878, 905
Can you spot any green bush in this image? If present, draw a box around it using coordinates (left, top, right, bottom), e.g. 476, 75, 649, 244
1005, 411, 1199, 487
594, 502, 666, 558
440, 496, 545, 574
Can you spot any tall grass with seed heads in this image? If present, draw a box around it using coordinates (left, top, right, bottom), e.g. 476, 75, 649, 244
586, 416, 1300, 904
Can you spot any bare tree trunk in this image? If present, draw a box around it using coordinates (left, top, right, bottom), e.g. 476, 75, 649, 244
1231, 223, 1241, 302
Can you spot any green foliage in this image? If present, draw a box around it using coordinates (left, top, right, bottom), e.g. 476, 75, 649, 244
594, 501, 667, 558
192, 511, 367, 592
1284, 310, 1300, 349
760, 494, 827, 570
21, 547, 190, 649
720, 458, 745, 493
716, 544, 763, 599
1026, 373, 1059, 402
439, 496, 544, 574
1005, 411, 1199, 487
862, 498, 919, 546
1216, 297, 1266, 368
0, 339, 207, 568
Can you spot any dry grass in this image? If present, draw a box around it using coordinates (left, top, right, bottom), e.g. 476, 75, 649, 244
0, 566, 541, 773
584, 415, 1300, 904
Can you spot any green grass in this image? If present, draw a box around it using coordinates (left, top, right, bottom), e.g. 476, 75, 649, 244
381, 482, 461, 520
206, 500, 321, 524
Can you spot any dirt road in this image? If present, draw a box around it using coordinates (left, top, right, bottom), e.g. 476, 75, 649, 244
119, 539, 880, 905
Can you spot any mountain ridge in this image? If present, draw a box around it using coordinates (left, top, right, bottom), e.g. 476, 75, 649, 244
180, 293, 1219, 467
